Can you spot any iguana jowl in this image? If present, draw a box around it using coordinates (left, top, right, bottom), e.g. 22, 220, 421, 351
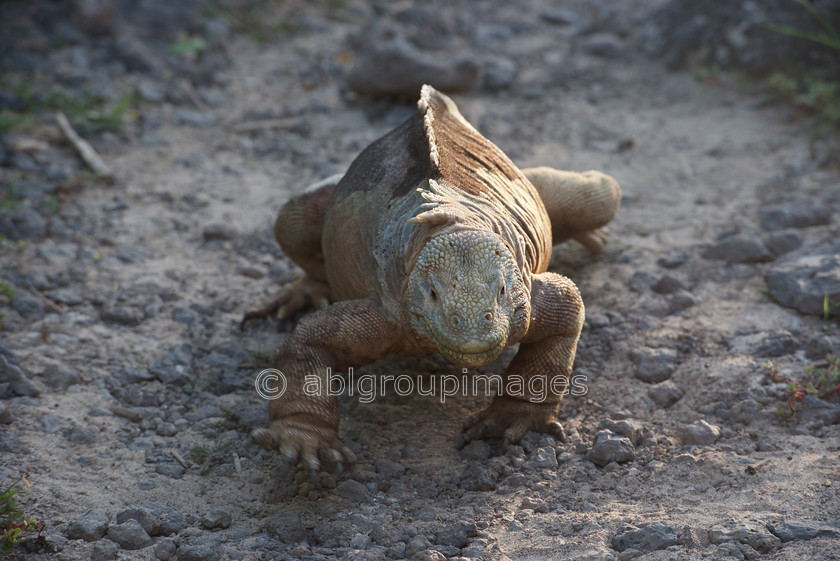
245, 85, 621, 472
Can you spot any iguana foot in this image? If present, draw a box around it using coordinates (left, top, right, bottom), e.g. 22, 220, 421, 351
241, 275, 332, 327
573, 226, 610, 254
252, 414, 356, 474
462, 397, 566, 448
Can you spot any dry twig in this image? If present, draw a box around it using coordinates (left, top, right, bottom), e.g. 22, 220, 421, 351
54, 111, 114, 182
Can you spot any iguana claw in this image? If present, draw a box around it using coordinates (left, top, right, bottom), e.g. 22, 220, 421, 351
253, 416, 356, 475
462, 396, 566, 447
241, 275, 332, 327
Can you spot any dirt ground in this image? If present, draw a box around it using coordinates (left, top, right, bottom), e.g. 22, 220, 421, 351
1, 1, 839, 560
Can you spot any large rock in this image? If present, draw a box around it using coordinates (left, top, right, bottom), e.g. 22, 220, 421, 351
765, 243, 840, 317
346, 37, 480, 97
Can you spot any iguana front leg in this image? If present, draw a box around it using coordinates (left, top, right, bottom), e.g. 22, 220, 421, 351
253, 299, 403, 473
463, 272, 583, 445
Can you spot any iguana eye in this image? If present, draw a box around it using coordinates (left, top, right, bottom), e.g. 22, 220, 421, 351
499, 285, 506, 297
430, 288, 438, 302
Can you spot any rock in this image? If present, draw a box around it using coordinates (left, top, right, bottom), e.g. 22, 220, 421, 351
540, 8, 580, 26
405, 535, 433, 559
48, 288, 84, 306
0, 207, 46, 240
668, 290, 699, 314
763, 230, 802, 257
766, 520, 840, 542
630, 348, 677, 384
460, 439, 492, 460
335, 479, 370, 502
90, 539, 118, 561
799, 395, 840, 426
710, 522, 782, 553
532, 446, 559, 468
598, 419, 644, 446
729, 399, 763, 425
702, 233, 773, 264
765, 245, 840, 317
66, 509, 109, 541
482, 58, 518, 92
652, 275, 685, 295
612, 522, 678, 553
11, 289, 44, 319
726, 330, 798, 357
578, 33, 625, 58
107, 519, 152, 550
351, 532, 372, 549
586, 430, 635, 466
657, 250, 690, 269
100, 305, 144, 326
0, 401, 11, 424
40, 364, 82, 390
647, 380, 684, 408
175, 109, 220, 127
112, 32, 161, 74
115, 503, 185, 536
760, 202, 831, 231
0, 355, 40, 397
202, 223, 238, 241
65, 423, 95, 443
347, 38, 480, 97
155, 463, 186, 479
200, 508, 232, 530
679, 420, 721, 445
412, 550, 446, 561
148, 344, 193, 385
459, 460, 500, 491
154, 539, 177, 560
136, 79, 166, 102
263, 512, 308, 544
40, 414, 65, 433
436, 522, 476, 548
176, 536, 222, 561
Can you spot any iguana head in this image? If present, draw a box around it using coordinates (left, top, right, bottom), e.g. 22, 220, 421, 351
404, 230, 530, 367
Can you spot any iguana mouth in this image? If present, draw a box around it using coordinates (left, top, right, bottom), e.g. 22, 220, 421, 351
424, 325, 508, 367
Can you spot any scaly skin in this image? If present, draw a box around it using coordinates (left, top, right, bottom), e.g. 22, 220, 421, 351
245, 85, 621, 473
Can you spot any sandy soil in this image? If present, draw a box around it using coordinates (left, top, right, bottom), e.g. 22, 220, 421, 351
1, 1, 839, 560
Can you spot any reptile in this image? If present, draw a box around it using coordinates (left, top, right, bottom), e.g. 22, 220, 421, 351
244, 85, 621, 473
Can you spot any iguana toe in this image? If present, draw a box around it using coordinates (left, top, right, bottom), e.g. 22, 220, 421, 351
574, 226, 610, 254
253, 416, 355, 474
462, 397, 566, 447
242, 275, 333, 326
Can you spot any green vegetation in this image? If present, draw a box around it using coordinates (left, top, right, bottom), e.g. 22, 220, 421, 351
168, 36, 208, 57
0, 173, 23, 212
766, 354, 840, 420
765, 0, 840, 51
0, 76, 134, 135
0, 282, 15, 300
693, 1, 840, 134
1, 477, 41, 554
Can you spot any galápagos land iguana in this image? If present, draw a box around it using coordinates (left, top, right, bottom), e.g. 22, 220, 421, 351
243, 85, 621, 473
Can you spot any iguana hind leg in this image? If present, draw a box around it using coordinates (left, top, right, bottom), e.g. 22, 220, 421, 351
242, 174, 342, 324
463, 272, 583, 445
523, 166, 621, 253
